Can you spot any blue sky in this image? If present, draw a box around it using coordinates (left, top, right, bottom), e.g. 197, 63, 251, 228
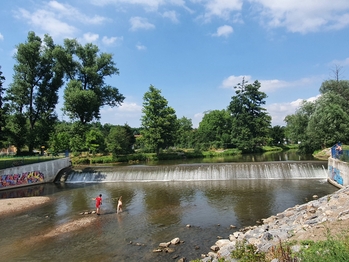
1, 0, 349, 128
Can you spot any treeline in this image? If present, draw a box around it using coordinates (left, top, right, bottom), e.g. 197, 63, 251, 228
0, 31, 347, 158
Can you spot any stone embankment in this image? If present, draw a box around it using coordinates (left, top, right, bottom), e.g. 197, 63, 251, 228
200, 185, 349, 261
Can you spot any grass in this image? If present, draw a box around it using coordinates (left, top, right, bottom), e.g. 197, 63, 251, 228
189, 233, 349, 262
0, 155, 61, 169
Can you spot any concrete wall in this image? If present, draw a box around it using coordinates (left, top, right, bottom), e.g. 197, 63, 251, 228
0, 158, 71, 190
328, 157, 349, 188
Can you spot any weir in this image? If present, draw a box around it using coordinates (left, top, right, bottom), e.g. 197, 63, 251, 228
65, 161, 328, 183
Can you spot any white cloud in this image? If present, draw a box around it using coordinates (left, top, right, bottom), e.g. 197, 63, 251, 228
221, 75, 253, 89
250, 0, 349, 33
200, 0, 243, 22
136, 43, 147, 50
100, 101, 142, 126
14, 1, 108, 39
83, 33, 99, 42
267, 95, 320, 126
330, 57, 349, 67
212, 25, 233, 37
102, 36, 123, 45
221, 75, 320, 93
129, 17, 155, 31
0, 33, 3, 41
163, 10, 179, 23
91, 0, 186, 12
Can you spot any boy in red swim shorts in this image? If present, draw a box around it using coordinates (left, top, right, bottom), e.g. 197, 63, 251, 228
95, 194, 102, 215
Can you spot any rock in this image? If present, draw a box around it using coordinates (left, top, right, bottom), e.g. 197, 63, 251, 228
159, 242, 171, 248
210, 245, 219, 251
186, 224, 191, 228
171, 237, 180, 245
177, 257, 186, 262
153, 249, 162, 253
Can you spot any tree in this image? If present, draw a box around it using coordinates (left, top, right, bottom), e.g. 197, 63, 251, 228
284, 100, 315, 146
55, 39, 125, 124
269, 125, 286, 146
141, 85, 178, 155
106, 124, 135, 156
5, 32, 64, 153
175, 116, 194, 148
196, 109, 232, 149
306, 92, 349, 149
228, 79, 271, 151
0, 66, 6, 147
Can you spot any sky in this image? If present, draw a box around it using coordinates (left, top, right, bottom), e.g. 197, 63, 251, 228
1, 0, 349, 129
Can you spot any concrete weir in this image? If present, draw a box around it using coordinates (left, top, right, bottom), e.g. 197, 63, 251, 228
0, 158, 71, 191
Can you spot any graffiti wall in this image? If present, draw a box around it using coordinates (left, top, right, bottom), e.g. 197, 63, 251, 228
328, 165, 343, 185
0, 171, 45, 189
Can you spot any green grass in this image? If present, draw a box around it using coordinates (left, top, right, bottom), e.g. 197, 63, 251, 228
0, 155, 61, 170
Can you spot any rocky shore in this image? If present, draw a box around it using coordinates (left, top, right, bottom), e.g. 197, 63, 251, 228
199, 185, 349, 261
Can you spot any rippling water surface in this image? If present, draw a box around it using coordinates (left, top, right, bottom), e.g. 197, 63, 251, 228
0, 178, 337, 262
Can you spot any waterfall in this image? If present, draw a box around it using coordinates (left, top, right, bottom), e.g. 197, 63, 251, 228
65, 161, 328, 183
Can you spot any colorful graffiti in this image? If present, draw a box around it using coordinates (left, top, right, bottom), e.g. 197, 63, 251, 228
329, 165, 343, 185
0, 171, 45, 188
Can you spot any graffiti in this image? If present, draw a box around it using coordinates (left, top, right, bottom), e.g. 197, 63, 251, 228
0, 171, 45, 188
329, 165, 343, 185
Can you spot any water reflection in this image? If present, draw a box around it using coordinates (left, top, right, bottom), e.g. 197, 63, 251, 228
0, 180, 337, 261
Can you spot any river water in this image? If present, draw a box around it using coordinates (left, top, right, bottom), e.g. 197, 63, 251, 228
0, 153, 339, 262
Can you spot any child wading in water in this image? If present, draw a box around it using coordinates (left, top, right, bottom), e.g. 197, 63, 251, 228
117, 196, 123, 213
95, 194, 102, 215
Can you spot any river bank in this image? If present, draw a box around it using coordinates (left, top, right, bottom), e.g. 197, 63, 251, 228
201, 185, 349, 261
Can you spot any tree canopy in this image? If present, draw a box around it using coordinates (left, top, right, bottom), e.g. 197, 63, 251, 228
55, 39, 125, 124
141, 85, 178, 155
228, 79, 271, 151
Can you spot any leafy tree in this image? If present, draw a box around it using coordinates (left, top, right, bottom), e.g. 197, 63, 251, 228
55, 39, 125, 124
85, 127, 106, 154
319, 79, 349, 106
196, 109, 232, 149
141, 85, 178, 155
48, 121, 71, 154
306, 92, 349, 149
0, 66, 6, 147
175, 116, 194, 148
106, 124, 135, 156
284, 100, 315, 146
269, 125, 286, 146
228, 79, 271, 151
5, 31, 63, 153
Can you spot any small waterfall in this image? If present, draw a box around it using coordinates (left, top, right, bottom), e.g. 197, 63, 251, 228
65, 161, 328, 183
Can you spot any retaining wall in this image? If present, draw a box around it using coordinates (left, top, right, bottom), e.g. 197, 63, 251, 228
0, 158, 71, 191
328, 157, 349, 188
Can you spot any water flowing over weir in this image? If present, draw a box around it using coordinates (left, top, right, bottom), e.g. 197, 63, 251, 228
65, 161, 328, 183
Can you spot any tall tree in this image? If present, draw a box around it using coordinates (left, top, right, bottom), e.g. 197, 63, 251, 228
141, 85, 178, 155
228, 79, 271, 151
175, 116, 194, 148
0, 66, 6, 147
196, 109, 232, 149
106, 124, 135, 156
306, 92, 349, 149
55, 39, 125, 124
5, 32, 63, 153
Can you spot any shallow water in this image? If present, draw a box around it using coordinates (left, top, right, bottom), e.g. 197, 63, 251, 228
0, 178, 337, 262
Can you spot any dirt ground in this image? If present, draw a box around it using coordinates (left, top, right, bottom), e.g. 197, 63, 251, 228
0, 196, 52, 217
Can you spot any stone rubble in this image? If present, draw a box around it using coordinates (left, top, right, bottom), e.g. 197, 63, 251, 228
199, 185, 349, 261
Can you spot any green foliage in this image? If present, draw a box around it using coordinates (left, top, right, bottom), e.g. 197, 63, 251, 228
297, 236, 349, 261
228, 79, 271, 152
106, 124, 135, 156
56, 39, 124, 124
196, 109, 232, 147
141, 85, 178, 155
231, 240, 266, 262
5, 31, 63, 153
